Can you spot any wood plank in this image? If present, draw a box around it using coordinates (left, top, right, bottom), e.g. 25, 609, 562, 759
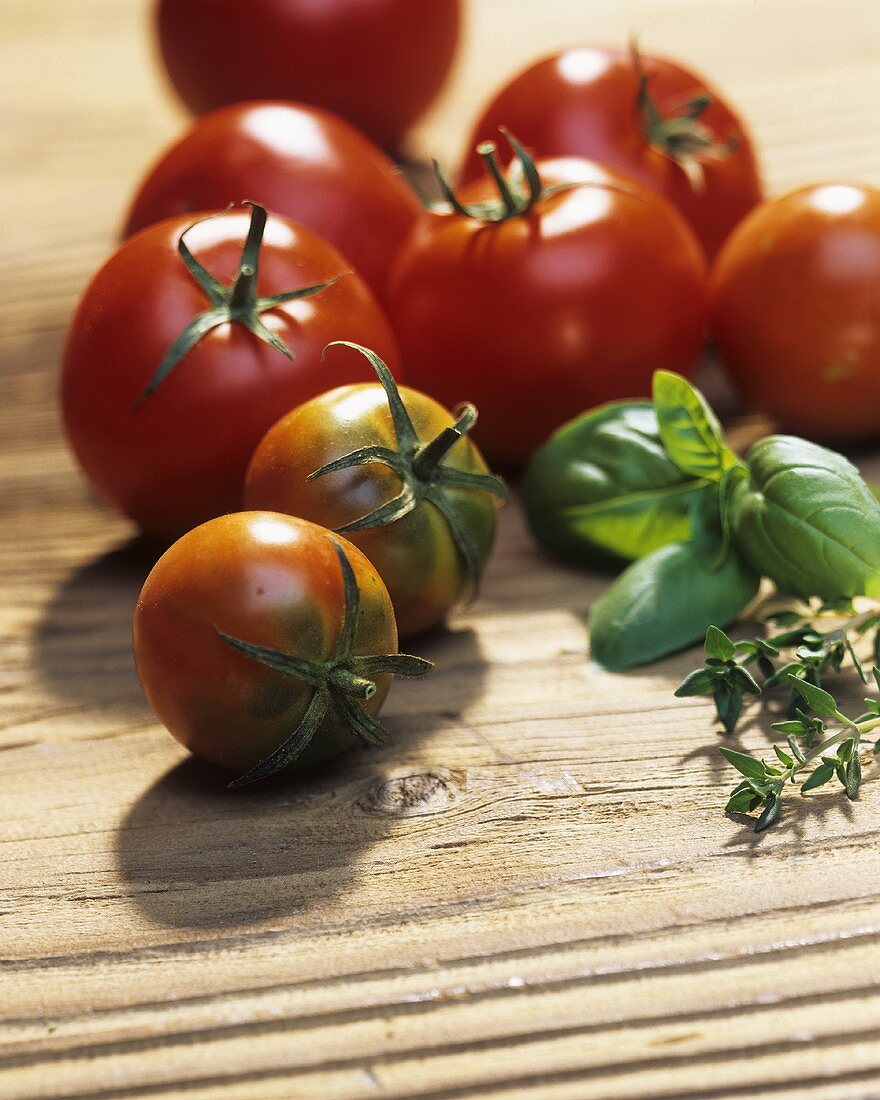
2, 1, 880, 1097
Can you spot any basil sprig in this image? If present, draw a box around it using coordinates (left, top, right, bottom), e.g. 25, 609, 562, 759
588, 371, 880, 671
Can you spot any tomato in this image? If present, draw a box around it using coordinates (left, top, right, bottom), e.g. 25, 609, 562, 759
384, 139, 707, 468
244, 343, 507, 636
134, 511, 431, 784
156, 0, 462, 151
710, 184, 880, 441
61, 203, 399, 537
460, 45, 762, 259
123, 102, 424, 299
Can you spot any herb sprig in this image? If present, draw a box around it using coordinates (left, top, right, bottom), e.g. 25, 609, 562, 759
677, 611, 880, 831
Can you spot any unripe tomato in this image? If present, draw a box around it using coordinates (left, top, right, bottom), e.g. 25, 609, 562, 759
124, 102, 423, 300
61, 203, 398, 537
710, 183, 880, 441
156, 0, 462, 151
244, 343, 507, 636
134, 511, 431, 785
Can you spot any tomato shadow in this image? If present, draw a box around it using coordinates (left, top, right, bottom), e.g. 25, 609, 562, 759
116, 750, 402, 930
115, 625, 485, 931
32, 534, 165, 721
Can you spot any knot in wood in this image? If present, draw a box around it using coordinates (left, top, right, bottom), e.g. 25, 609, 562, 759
359, 769, 463, 816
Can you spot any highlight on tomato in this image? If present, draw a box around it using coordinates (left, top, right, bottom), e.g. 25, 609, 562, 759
123, 102, 424, 300
459, 42, 762, 259
134, 511, 432, 785
155, 0, 462, 151
710, 182, 880, 442
384, 132, 707, 468
244, 343, 508, 637
61, 202, 399, 537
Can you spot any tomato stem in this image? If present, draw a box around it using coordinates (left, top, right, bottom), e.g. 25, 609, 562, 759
134, 202, 341, 407
431, 130, 547, 223
630, 38, 738, 192
311, 342, 508, 599
219, 538, 432, 788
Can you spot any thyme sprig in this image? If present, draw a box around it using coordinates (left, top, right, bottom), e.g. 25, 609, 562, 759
676, 606, 880, 831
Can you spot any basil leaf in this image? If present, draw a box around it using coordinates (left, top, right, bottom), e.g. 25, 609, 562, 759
589, 538, 761, 670
652, 371, 739, 482
522, 400, 713, 567
728, 436, 880, 600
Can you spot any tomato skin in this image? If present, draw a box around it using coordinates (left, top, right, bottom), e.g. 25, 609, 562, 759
61, 209, 399, 537
124, 102, 424, 299
384, 158, 707, 468
244, 383, 498, 636
133, 512, 396, 774
460, 47, 762, 259
710, 184, 880, 441
156, 0, 461, 151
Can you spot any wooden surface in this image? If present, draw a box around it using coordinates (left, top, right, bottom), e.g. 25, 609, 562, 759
3, 2, 880, 1097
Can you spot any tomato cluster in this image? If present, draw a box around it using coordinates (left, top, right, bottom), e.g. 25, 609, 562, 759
60, 4, 880, 785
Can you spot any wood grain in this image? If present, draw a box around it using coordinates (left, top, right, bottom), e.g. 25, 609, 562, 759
2, 1, 880, 1097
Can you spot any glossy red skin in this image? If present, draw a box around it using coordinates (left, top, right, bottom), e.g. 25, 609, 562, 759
61, 209, 399, 536
134, 512, 397, 775
156, 0, 462, 151
460, 47, 762, 259
710, 183, 880, 441
124, 102, 424, 298
244, 382, 499, 636
384, 158, 707, 468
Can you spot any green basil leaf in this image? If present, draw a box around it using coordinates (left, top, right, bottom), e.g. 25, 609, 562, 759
522, 400, 712, 566
589, 538, 761, 670
652, 371, 739, 482
728, 436, 880, 600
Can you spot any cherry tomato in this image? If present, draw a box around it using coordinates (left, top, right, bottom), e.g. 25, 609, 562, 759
710, 183, 880, 441
244, 343, 507, 636
61, 203, 399, 537
385, 139, 707, 468
124, 102, 423, 299
134, 511, 431, 784
156, 0, 462, 151
460, 45, 762, 259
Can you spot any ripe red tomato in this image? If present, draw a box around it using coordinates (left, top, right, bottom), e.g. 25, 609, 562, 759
124, 102, 424, 299
62, 203, 399, 537
460, 45, 762, 259
156, 0, 462, 151
134, 511, 431, 784
244, 343, 507, 636
384, 143, 707, 467
710, 184, 880, 441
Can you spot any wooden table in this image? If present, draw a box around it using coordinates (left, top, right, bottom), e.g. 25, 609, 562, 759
3, 2, 880, 1097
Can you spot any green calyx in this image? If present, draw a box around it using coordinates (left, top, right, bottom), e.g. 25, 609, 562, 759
135, 201, 341, 406
311, 342, 508, 597
433, 129, 549, 222
217, 538, 433, 788
630, 40, 738, 191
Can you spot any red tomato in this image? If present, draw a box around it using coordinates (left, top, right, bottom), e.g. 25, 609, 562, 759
460, 45, 762, 259
385, 144, 707, 467
134, 511, 431, 783
156, 0, 462, 151
124, 102, 423, 299
710, 183, 880, 441
62, 204, 399, 536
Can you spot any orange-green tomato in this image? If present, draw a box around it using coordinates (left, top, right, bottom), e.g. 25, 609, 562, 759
133, 511, 397, 776
243, 384, 499, 636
